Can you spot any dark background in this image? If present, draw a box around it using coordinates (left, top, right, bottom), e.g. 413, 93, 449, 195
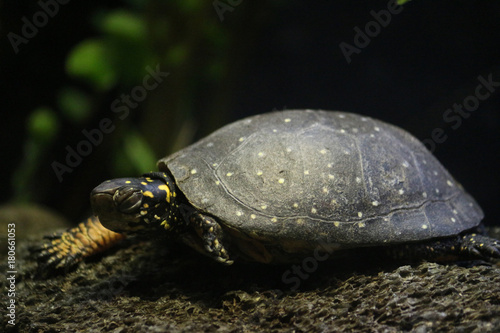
1, 1, 499, 227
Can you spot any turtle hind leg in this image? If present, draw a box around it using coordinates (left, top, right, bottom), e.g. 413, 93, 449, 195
185, 212, 234, 265
458, 233, 500, 259
387, 233, 500, 262
32, 216, 126, 273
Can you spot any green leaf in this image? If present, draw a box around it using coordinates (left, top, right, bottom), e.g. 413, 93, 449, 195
57, 87, 92, 124
98, 10, 147, 41
123, 131, 157, 173
66, 39, 117, 91
27, 107, 59, 144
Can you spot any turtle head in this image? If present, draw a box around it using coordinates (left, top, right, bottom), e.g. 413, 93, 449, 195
90, 172, 181, 234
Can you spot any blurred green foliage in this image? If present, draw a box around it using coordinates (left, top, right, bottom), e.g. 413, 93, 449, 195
13, 0, 272, 218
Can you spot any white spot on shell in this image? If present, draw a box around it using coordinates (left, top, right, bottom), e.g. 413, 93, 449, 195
272, 129, 278, 133
358, 222, 366, 228
423, 192, 428, 198
361, 117, 368, 122
258, 152, 265, 157
311, 207, 317, 214
286, 147, 292, 153
451, 217, 456, 223
327, 163, 332, 168
206, 142, 214, 147
278, 178, 285, 184
304, 170, 310, 175
328, 174, 335, 180
344, 150, 350, 155
256, 170, 263, 176
271, 217, 278, 222
236, 211, 243, 216
452, 209, 458, 215
284, 118, 291, 123
226, 172, 233, 177
293, 203, 299, 208
358, 212, 363, 218
355, 177, 361, 183
190, 169, 197, 174
322, 187, 329, 193
402, 161, 410, 168
370, 134, 375, 138
261, 205, 267, 210
250, 214, 256, 219
398, 189, 405, 195
374, 127, 380, 132
371, 201, 379, 206
446, 180, 453, 187
296, 218, 304, 225
334, 222, 340, 227
352, 128, 359, 133
212, 163, 218, 167
421, 224, 428, 229
433, 171, 438, 176
319, 149, 327, 154
338, 114, 346, 119
238, 137, 245, 142
340, 129, 346, 133
435, 188, 440, 194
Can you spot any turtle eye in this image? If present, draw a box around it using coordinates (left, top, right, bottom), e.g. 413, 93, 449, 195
114, 187, 143, 213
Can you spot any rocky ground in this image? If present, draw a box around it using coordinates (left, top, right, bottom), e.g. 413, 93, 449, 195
1, 204, 500, 332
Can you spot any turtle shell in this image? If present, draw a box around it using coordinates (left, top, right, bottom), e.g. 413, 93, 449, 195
158, 110, 483, 249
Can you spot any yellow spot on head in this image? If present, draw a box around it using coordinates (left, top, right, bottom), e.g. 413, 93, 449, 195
143, 203, 149, 208
141, 182, 147, 185
143, 191, 154, 198
158, 184, 171, 203
125, 180, 131, 184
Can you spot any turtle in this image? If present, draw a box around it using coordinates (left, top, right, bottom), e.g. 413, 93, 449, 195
36, 110, 500, 271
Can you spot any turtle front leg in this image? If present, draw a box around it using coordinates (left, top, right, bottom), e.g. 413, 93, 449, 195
187, 212, 234, 265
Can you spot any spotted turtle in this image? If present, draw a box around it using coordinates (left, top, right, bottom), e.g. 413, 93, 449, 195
37, 110, 500, 269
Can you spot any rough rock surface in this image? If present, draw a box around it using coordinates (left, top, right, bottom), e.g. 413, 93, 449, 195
1, 205, 500, 332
